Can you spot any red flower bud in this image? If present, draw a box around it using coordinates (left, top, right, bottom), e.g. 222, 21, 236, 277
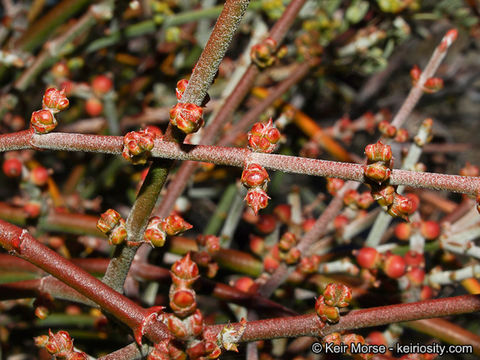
395, 128, 409, 143
357, 191, 374, 209
315, 296, 340, 323
122, 129, 157, 165
326, 178, 345, 196
249, 235, 265, 255
420, 285, 434, 300
387, 194, 414, 221
169, 102, 204, 134
423, 77, 444, 93
91, 75, 113, 95
250, 37, 277, 68
24, 201, 42, 218
273, 204, 291, 224
356, 247, 380, 269
3, 158, 22, 178
171, 253, 199, 287
31, 109, 57, 134
44, 330, 73, 357
97, 209, 122, 234
382, 254, 406, 278
263, 255, 279, 273
420, 220, 440, 240
394, 222, 412, 241
323, 283, 352, 308
323, 332, 342, 345
255, 214, 277, 234
161, 214, 192, 236
378, 120, 396, 138
278, 232, 297, 252
244, 187, 270, 214
298, 255, 321, 274
364, 162, 391, 183
372, 185, 395, 207
410, 65, 421, 85
85, 97, 103, 117
144, 216, 167, 247
42, 88, 69, 112
30, 166, 49, 186
234, 277, 255, 293
404, 250, 425, 268
170, 289, 196, 317
175, 79, 189, 100
406, 267, 425, 286
284, 247, 301, 265
241, 163, 270, 188
247, 118, 281, 153
343, 189, 360, 207
109, 218, 127, 245
364, 141, 392, 163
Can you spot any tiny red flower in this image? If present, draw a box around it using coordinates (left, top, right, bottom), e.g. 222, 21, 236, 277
161, 214, 192, 236
175, 79, 189, 100
31, 109, 57, 134
91, 74, 113, 95
171, 253, 199, 287
323, 283, 352, 308
42, 88, 69, 112
241, 163, 270, 188
382, 254, 406, 279
364, 141, 392, 163
244, 187, 270, 214
356, 247, 380, 269
2, 158, 22, 178
250, 37, 277, 68
247, 118, 281, 153
169, 102, 204, 134
122, 129, 157, 165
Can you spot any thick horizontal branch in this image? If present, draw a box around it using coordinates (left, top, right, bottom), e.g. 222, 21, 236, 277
0, 220, 171, 344
1, 130, 479, 195
203, 294, 480, 342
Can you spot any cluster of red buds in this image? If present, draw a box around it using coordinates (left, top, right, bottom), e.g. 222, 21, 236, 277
402, 250, 433, 302
395, 220, 441, 242
194, 234, 220, 278
30, 88, 69, 134
410, 65, 444, 93
143, 214, 192, 247
343, 189, 374, 210
156, 253, 224, 359
364, 141, 415, 221
122, 128, 158, 165
96, 209, 128, 245
85, 74, 113, 117
315, 283, 352, 324
250, 37, 278, 68
323, 332, 371, 360
378, 120, 409, 142
241, 163, 271, 214
169, 102, 204, 134
278, 232, 301, 265
247, 118, 281, 154
34, 330, 87, 359
355, 247, 409, 280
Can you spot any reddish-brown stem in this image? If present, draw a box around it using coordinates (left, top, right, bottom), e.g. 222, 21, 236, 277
0, 220, 172, 344
180, 0, 250, 106
405, 318, 480, 355
204, 294, 480, 342
6, 133, 476, 195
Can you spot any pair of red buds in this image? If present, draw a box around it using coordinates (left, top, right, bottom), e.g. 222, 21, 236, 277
31, 88, 69, 134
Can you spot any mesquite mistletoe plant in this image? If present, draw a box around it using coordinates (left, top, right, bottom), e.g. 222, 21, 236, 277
0, 1, 480, 359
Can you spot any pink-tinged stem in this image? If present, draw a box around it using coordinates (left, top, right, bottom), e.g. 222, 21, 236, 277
204, 294, 480, 342
3, 133, 480, 195
391, 29, 458, 129
0, 219, 171, 344
405, 318, 480, 355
